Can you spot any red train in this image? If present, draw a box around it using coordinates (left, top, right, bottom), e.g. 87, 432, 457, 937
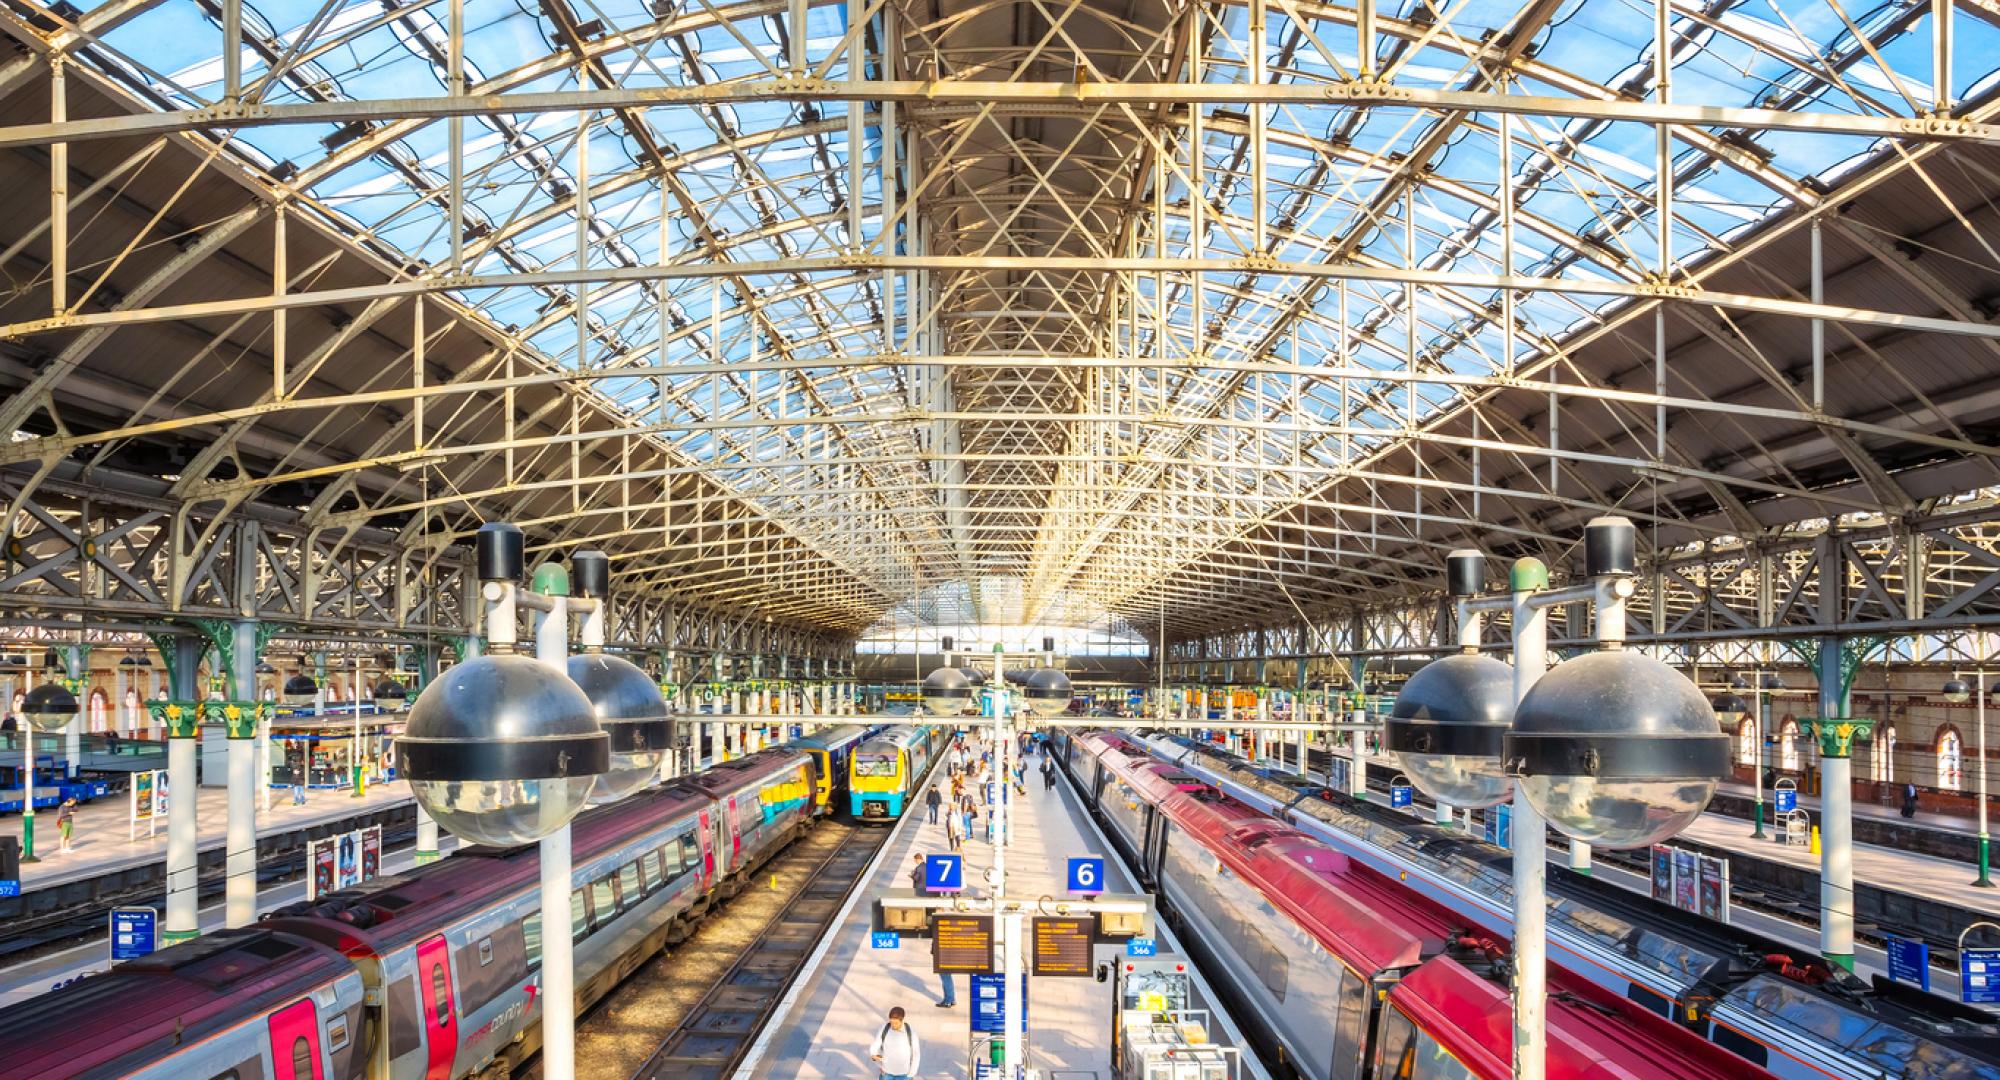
0, 748, 817, 1080
1066, 731, 1769, 1080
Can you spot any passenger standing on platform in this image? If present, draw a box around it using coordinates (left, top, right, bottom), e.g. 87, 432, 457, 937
293, 755, 308, 805
945, 808, 963, 852
1902, 782, 1920, 819
924, 785, 942, 825
56, 797, 75, 853
1042, 757, 1057, 791
961, 794, 977, 844
937, 968, 956, 1009
869, 1006, 921, 1079
105, 730, 120, 756
909, 854, 927, 892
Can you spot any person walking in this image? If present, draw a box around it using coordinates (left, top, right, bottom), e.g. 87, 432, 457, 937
924, 784, 942, 825
936, 968, 956, 1009
1042, 757, 1057, 792
869, 1006, 921, 1079
56, 796, 76, 853
945, 808, 963, 852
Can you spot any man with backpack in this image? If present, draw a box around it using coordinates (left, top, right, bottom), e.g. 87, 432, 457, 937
869, 1006, 922, 1079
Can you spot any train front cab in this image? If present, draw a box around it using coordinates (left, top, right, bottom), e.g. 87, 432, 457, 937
849, 743, 909, 820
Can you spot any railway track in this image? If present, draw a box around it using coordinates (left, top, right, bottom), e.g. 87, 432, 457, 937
531, 817, 890, 1080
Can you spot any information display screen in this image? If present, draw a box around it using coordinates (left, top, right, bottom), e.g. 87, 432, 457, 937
933, 914, 996, 974
1030, 916, 1093, 977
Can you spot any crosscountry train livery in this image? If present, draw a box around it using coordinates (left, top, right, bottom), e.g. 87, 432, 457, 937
0, 748, 820, 1080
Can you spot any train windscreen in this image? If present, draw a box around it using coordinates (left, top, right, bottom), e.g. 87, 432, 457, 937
854, 750, 899, 777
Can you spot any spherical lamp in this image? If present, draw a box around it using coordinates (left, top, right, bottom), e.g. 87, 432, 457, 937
1507, 650, 1728, 849
1710, 692, 1750, 717
19, 681, 78, 733
1944, 678, 1974, 705
372, 678, 410, 709
1022, 668, 1073, 718
568, 653, 670, 804
1383, 652, 1517, 809
282, 673, 319, 706
399, 653, 608, 847
922, 666, 974, 717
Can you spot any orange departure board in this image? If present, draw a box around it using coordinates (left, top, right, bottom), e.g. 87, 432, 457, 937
1030, 916, 1094, 977
932, 914, 996, 973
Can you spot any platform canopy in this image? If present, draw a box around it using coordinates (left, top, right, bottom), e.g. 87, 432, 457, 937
0, 0, 1997, 647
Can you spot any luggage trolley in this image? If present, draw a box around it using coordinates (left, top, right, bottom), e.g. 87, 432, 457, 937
1111, 957, 1238, 1079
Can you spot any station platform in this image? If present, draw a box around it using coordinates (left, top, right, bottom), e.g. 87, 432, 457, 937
742, 737, 1259, 1079
0, 781, 413, 893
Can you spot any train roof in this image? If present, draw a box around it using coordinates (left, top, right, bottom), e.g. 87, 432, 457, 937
790, 724, 869, 752
0, 928, 353, 1080
268, 774, 715, 953
1161, 784, 1448, 976
858, 725, 932, 749
1391, 957, 1771, 1080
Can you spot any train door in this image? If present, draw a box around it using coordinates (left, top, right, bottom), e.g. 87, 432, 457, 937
726, 795, 743, 860
268, 999, 325, 1080
697, 810, 715, 886
414, 935, 459, 1080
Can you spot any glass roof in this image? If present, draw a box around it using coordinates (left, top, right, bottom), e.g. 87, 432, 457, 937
62, 0, 2000, 633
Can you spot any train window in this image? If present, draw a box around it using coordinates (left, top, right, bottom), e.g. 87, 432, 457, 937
457, 922, 529, 1016
1331, 971, 1370, 1080
572, 888, 589, 940
680, 831, 701, 873
619, 863, 643, 908
291, 1037, 314, 1078
1376, 1005, 1421, 1078
387, 976, 423, 1058
639, 852, 660, 892
1708, 1021, 1770, 1067
207, 1057, 264, 1080
591, 877, 618, 926
430, 964, 451, 1024
524, 913, 543, 967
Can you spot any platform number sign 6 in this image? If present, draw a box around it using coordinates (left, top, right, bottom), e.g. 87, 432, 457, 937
1068, 856, 1105, 896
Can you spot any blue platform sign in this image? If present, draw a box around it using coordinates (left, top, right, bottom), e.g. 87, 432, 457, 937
1774, 787, 1798, 814
109, 907, 158, 962
0, 880, 18, 898
1484, 803, 1513, 850
1886, 936, 1930, 992
971, 973, 1024, 1034
1126, 937, 1158, 958
871, 930, 900, 950
1390, 784, 1413, 809
1067, 856, 1105, 896
1963, 948, 2000, 1004
924, 853, 964, 893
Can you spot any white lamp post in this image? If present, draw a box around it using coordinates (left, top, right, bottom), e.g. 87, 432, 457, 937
401, 524, 608, 1080
1944, 673, 1991, 887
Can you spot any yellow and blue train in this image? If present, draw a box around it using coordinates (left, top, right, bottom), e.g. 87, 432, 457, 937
789, 724, 871, 812
849, 724, 948, 820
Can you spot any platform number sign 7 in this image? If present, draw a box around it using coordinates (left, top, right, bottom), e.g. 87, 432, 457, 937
1068, 856, 1105, 896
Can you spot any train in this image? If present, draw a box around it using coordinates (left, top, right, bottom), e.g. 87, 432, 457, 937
1069, 729, 2000, 1080
848, 724, 945, 820
790, 723, 870, 810
1058, 730, 1763, 1080
0, 747, 821, 1080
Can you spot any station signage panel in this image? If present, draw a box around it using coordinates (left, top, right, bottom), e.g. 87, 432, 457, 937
1774, 786, 1798, 814
1030, 916, 1094, 977
1126, 937, 1158, 958
871, 930, 900, 950
109, 907, 158, 962
1886, 937, 1930, 992
970, 973, 1023, 1033
1066, 856, 1105, 896
933, 914, 996, 974
924, 853, 964, 893
1962, 948, 2000, 1004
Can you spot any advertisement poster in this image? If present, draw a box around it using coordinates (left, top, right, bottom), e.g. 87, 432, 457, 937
1698, 856, 1728, 922
1672, 849, 1699, 912
309, 839, 336, 901
1650, 846, 1673, 902
361, 826, 382, 881
337, 832, 360, 890
132, 772, 156, 820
